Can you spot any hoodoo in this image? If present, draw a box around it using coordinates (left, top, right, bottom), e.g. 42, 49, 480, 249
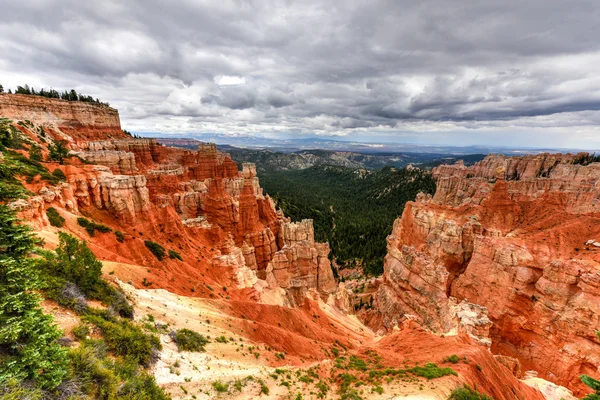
367, 154, 600, 396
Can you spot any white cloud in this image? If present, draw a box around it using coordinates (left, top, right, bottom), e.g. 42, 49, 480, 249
215, 75, 246, 86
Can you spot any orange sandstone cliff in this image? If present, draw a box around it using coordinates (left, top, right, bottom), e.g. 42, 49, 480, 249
1, 93, 551, 399
367, 154, 600, 396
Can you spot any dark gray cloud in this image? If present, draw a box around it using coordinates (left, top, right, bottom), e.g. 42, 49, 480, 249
2, 0, 600, 148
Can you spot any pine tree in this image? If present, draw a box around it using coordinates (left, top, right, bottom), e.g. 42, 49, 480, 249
0, 84, 4, 93
0, 205, 68, 389
54, 232, 103, 295
47, 140, 69, 164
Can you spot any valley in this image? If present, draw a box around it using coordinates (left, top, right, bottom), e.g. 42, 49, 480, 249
1, 93, 599, 400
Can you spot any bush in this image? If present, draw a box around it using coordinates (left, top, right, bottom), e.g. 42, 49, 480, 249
51, 168, 66, 181
77, 217, 112, 236
85, 313, 161, 366
172, 329, 209, 352
408, 363, 457, 379
448, 386, 493, 400
145, 240, 166, 261
46, 207, 65, 227
72, 323, 90, 341
212, 380, 228, 393
115, 231, 125, 243
44, 233, 133, 318
29, 145, 43, 161
444, 354, 460, 364
168, 249, 183, 261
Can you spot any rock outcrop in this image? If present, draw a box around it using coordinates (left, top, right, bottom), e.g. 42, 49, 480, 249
0, 93, 124, 141
371, 153, 600, 395
2, 98, 337, 306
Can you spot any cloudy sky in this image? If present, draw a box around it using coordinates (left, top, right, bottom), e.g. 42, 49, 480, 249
2, 0, 600, 149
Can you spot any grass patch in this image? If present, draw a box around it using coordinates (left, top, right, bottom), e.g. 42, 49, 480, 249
408, 363, 457, 380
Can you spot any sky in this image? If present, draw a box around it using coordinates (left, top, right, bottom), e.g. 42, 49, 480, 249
2, 0, 600, 149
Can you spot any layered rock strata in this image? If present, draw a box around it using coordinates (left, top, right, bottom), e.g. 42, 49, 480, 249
0, 93, 124, 141
371, 153, 600, 394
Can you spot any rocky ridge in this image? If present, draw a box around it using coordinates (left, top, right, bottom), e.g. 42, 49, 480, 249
368, 153, 600, 396
1, 93, 562, 399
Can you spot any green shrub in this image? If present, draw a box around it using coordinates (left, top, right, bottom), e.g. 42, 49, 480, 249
77, 217, 95, 236
172, 329, 209, 352
46, 207, 65, 227
145, 240, 166, 261
212, 380, 228, 393
118, 372, 170, 399
29, 145, 43, 161
258, 379, 269, 395
215, 335, 228, 343
77, 217, 112, 236
444, 354, 460, 364
72, 323, 90, 341
51, 168, 66, 181
85, 313, 161, 366
448, 386, 493, 400
168, 249, 183, 261
115, 230, 125, 242
408, 363, 457, 379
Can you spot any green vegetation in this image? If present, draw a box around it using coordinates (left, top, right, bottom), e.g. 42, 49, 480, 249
330, 351, 457, 400
0, 205, 68, 389
448, 385, 493, 400
444, 354, 460, 364
212, 380, 229, 393
44, 232, 133, 317
581, 368, 600, 400
168, 249, 183, 261
259, 165, 436, 275
0, 151, 167, 398
51, 168, 66, 181
77, 216, 112, 236
408, 363, 457, 379
7, 84, 110, 106
0, 146, 67, 200
85, 311, 161, 365
573, 153, 600, 166
46, 207, 65, 227
172, 329, 210, 352
145, 240, 166, 261
115, 230, 125, 242
29, 144, 42, 161
47, 140, 70, 164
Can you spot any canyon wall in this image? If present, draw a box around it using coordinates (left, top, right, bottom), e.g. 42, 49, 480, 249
371, 153, 600, 395
0, 93, 124, 141
3, 96, 336, 307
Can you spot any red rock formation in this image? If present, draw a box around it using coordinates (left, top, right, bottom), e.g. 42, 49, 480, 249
0, 93, 124, 142
2, 97, 336, 306
371, 153, 600, 396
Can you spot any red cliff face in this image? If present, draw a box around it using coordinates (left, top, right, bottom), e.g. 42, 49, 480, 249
4, 102, 337, 307
0, 93, 125, 142
370, 154, 600, 396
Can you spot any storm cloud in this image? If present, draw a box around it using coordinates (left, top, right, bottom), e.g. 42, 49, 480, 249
2, 0, 600, 148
